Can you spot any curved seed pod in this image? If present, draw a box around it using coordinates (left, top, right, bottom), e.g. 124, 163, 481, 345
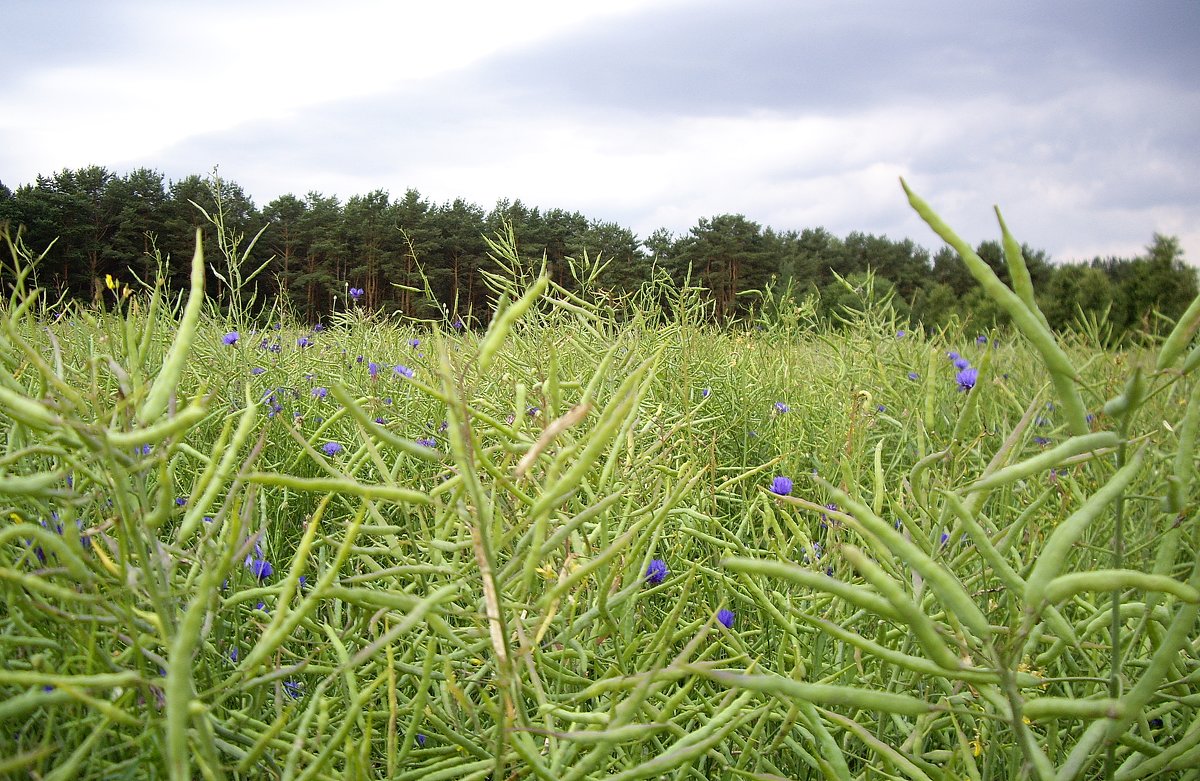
1101, 369, 1146, 420
477, 275, 549, 374
1025, 447, 1146, 609
0, 525, 94, 583
141, 229, 205, 425
0, 384, 62, 431
106, 396, 209, 448
842, 545, 964, 671
1155, 289, 1200, 371
819, 479, 993, 642
902, 179, 1090, 436
964, 432, 1119, 494
1170, 378, 1200, 503
723, 557, 903, 622
244, 474, 430, 505
328, 383, 443, 462
1043, 570, 1200, 606
175, 383, 257, 546
0, 470, 66, 498
942, 492, 1077, 648
996, 206, 1051, 332
700, 668, 936, 716
1022, 697, 1125, 721
1182, 340, 1200, 375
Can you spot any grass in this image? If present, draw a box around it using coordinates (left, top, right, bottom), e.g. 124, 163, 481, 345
1, 188, 1199, 781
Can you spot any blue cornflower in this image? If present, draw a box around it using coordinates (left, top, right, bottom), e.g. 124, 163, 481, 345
250, 367, 266, 375
645, 559, 668, 585
408, 338, 420, 348
976, 335, 988, 345
368, 361, 379, 380
138, 444, 153, 455
321, 442, 343, 456
297, 336, 312, 349
770, 476, 793, 496
349, 287, 363, 301
717, 608, 736, 629
527, 406, 541, 417
223, 331, 239, 346
246, 556, 273, 580
313, 323, 324, 332
394, 365, 414, 379
175, 497, 188, 507
1034, 436, 1051, 446
774, 402, 790, 414
956, 367, 978, 391
701, 388, 710, 398
311, 387, 327, 399
896, 330, 906, 338
940, 531, 950, 546
283, 680, 303, 699
953, 357, 971, 370
416, 733, 427, 747
416, 438, 437, 448
907, 371, 919, 381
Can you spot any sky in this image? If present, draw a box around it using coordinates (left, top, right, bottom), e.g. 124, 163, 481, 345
3, 0, 1199, 265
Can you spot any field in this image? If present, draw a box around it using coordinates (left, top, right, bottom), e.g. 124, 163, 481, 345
2, 193, 1199, 781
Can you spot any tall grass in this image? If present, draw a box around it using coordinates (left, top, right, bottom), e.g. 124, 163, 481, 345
1, 183, 1198, 781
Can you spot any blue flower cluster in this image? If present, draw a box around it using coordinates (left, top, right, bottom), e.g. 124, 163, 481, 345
946, 350, 978, 391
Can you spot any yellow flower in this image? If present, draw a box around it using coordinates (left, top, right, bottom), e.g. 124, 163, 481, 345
105, 274, 117, 291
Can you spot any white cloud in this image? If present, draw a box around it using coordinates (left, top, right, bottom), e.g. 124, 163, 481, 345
0, 0, 684, 182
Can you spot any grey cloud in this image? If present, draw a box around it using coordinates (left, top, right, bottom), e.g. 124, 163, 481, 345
453, 0, 1199, 117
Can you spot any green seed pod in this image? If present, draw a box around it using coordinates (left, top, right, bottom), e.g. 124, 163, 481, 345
141, 229, 205, 425
1023, 697, 1125, 721
1156, 290, 1200, 371
1162, 475, 1186, 514
1044, 570, 1200, 606
1101, 368, 1145, 420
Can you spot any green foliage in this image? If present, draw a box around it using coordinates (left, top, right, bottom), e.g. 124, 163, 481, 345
1, 187, 1199, 780
4, 165, 1197, 345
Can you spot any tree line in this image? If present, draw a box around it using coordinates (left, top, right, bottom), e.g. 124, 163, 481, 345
1, 165, 1195, 340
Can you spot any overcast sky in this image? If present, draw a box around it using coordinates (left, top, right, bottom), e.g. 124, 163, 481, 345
3, 0, 1199, 265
